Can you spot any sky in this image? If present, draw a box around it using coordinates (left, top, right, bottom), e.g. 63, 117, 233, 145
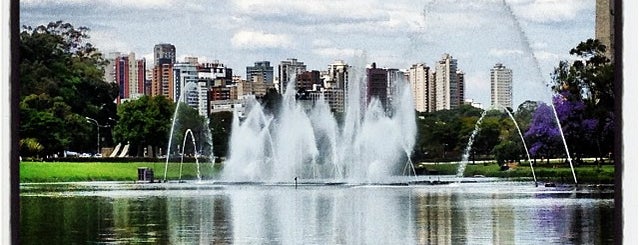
19, 0, 596, 108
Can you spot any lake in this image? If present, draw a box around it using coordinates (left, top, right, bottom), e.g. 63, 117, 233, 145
20, 181, 614, 244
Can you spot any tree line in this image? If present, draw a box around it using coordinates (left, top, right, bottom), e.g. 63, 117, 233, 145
18, 21, 614, 164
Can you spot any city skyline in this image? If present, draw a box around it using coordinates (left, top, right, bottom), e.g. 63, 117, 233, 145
20, 0, 595, 108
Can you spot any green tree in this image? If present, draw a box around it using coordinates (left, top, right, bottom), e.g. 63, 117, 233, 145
170, 103, 209, 157
19, 21, 118, 156
112, 96, 174, 157
209, 111, 234, 158
492, 141, 522, 165
551, 38, 614, 159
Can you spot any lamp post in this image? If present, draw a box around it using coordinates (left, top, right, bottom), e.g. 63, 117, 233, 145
86, 117, 108, 156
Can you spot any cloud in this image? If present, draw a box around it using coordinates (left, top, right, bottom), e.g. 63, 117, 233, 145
489, 48, 524, 57
231, 30, 292, 50
508, 0, 591, 24
463, 72, 491, 107
312, 47, 363, 59
21, 0, 173, 9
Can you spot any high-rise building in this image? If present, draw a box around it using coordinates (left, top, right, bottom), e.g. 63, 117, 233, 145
112, 52, 144, 103
366, 62, 389, 108
137, 59, 146, 96
104, 52, 119, 84
173, 62, 199, 105
152, 58, 174, 99
278, 58, 306, 93
153, 43, 176, 65
152, 43, 176, 100
247, 61, 274, 84
409, 64, 431, 112
434, 53, 463, 111
596, 0, 614, 62
115, 55, 130, 101
490, 63, 513, 109
386, 68, 406, 109
296, 70, 321, 92
456, 69, 465, 108
326, 60, 349, 90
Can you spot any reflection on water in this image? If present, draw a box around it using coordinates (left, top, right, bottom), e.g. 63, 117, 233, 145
20, 182, 614, 244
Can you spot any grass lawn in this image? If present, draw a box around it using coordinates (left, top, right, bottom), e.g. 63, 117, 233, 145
20, 161, 220, 182
20, 161, 615, 184
418, 162, 615, 184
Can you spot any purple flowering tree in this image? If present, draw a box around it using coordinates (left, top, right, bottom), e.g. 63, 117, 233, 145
524, 103, 563, 163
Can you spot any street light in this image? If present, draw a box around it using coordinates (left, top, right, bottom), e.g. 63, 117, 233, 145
86, 117, 109, 156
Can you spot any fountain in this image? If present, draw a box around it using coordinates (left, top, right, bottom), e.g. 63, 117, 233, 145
163, 82, 214, 182
221, 63, 417, 184
178, 129, 201, 182
456, 110, 487, 178
455, 106, 539, 186
501, 0, 577, 185
500, 105, 538, 186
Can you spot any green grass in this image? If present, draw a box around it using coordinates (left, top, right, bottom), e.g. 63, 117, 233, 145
21, 161, 615, 184
20, 161, 220, 182
417, 163, 615, 184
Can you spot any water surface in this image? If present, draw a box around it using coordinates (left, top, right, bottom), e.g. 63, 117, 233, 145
20, 181, 614, 244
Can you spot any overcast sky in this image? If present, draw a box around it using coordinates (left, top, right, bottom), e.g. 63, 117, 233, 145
20, 0, 596, 108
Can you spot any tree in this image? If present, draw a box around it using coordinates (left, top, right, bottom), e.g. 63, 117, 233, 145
551, 38, 614, 159
112, 96, 174, 157
169, 103, 209, 157
524, 103, 563, 163
209, 111, 234, 158
19, 21, 118, 156
492, 141, 522, 165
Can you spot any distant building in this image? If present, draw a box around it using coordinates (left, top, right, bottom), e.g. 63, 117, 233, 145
366, 62, 389, 108
408, 63, 431, 112
173, 62, 199, 111
386, 68, 406, 109
278, 58, 306, 93
490, 63, 513, 109
151, 43, 176, 100
153, 43, 176, 65
434, 53, 464, 110
326, 60, 349, 90
247, 61, 274, 84
112, 52, 144, 103
238, 79, 275, 97
464, 99, 483, 109
296, 70, 321, 92
152, 58, 174, 99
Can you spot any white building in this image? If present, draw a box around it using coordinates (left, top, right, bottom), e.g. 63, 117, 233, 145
173, 62, 209, 117
434, 53, 463, 111
490, 63, 513, 109
409, 64, 431, 112
278, 58, 306, 93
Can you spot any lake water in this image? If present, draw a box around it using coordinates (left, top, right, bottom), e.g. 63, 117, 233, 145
20, 181, 614, 244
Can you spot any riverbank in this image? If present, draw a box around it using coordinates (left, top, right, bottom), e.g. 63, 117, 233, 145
20, 161, 219, 182
416, 162, 615, 184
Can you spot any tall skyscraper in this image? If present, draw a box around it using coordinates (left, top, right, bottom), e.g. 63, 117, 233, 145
247, 61, 274, 84
112, 52, 144, 103
409, 63, 431, 112
278, 58, 306, 93
137, 59, 146, 96
490, 63, 513, 109
434, 53, 463, 111
152, 43, 176, 100
152, 58, 174, 99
